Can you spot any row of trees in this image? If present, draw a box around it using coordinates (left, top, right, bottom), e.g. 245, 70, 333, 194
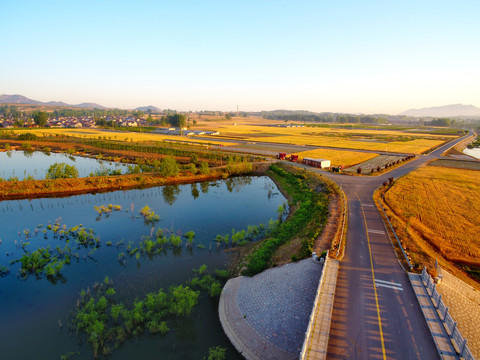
147, 113, 188, 128
0, 105, 22, 119
261, 110, 388, 124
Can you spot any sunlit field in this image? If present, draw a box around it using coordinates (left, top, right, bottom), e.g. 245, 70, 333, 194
13, 128, 236, 147
209, 124, 451, 154
384, 165, 480, 266
289, 149, 378, 168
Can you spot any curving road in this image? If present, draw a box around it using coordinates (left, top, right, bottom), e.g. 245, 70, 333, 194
217, 129, 472, 359
298, 132, 473, 359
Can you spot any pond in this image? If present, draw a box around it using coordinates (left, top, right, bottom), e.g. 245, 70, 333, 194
0, 176, 286, 359
463, 147, 480, 159
0, 150, 129, 180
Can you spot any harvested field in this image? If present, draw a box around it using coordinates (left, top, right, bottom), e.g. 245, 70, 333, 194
429, 159, 480, 171
210, 124, 450, 154
344, 155, 405, 173
383, 166, 480, 270
289, 149, 377, 168
13, 128, 235, 147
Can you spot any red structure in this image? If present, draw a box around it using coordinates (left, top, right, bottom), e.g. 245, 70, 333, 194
277, 152, 287, 160
289, 154, 299, 162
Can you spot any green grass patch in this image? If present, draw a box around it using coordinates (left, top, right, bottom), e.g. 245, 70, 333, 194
243, 164, 329, 276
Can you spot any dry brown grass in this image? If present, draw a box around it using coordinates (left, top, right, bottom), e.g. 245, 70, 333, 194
383, 165, 480, 267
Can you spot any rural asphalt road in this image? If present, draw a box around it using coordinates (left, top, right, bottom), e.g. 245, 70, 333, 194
285, 131, 473, 359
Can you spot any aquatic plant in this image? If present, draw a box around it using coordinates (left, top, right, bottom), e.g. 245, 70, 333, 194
71, 282, 199, 358
190, 265, 223, 298
184, 231, 195, 247
94, 204, 122, 215
0, 266, 9, 277
8, 220, 100, 279
59, 351, 80, 360
206, 346, 227, 360
139, 205, 160, 223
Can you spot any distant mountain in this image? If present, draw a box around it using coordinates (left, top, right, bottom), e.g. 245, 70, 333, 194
0, 94, 43, 105
400, 104, 480, 118
134, 105, 162, 113
0, 94, 106, 109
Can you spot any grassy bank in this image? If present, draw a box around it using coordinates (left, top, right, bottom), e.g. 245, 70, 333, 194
241, 163, 330, 276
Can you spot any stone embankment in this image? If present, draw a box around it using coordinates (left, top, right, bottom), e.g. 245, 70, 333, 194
219, 259, 323, 360
436, 270, 480, 359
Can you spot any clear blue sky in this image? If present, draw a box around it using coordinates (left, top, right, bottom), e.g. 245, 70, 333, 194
1, 0, 479, 114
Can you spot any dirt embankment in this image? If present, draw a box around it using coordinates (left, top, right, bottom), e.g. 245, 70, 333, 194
443, 131, 476, 157
0, 171, 230, 200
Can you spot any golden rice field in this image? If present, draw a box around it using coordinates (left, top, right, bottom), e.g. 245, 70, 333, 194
289, 149, 378, 168
214, 123, 455, 138
212, 124, 450, 154
13, 128, 236, 147
384, 165, 480, 266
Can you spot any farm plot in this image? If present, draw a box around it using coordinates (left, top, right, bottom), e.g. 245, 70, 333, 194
14, 128, 235, 147
212, 125, 449, 154
344, 155, 405, 173
384, 166, 480, 267
429, 159, 480, 171
289, 149, 378, 168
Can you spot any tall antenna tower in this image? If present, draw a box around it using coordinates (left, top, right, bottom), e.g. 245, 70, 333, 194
236, 105, 239, 117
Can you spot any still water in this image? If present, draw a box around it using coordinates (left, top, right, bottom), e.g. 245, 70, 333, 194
463, 147, 480, 159
0, 150, 129, 179
0, 176, 286, 359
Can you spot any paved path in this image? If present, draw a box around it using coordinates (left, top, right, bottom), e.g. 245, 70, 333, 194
219, 259, 323, 360
408, 273, 459, 359
285, 132, 473, 359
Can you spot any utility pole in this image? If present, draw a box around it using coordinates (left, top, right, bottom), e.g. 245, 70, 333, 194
236, 105, 239, 117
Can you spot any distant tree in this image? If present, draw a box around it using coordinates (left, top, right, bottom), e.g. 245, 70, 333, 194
165, 114, 187, 128
427, 118, 455, 127
225, 113, 232, 120
46, 163, 79, 179
33, 111, 48, 127
160, 156, 179, 177
199, 161, 210, 175
17, 132, 37, 141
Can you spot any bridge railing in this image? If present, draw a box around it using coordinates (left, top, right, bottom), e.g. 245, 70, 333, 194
299, 252, 330, 360
421, 267, 475, 360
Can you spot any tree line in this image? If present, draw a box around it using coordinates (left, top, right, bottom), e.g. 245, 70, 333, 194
261, 111, 388, 124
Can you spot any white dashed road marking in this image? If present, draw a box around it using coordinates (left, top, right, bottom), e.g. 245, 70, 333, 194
375, 279, 403, 291
367, 229, 385, 235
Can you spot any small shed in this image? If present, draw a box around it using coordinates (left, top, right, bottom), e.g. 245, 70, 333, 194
302, 157, 331, 169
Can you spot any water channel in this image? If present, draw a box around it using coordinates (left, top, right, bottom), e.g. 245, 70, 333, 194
0, 150, 129, 180
0, 175, 286, 359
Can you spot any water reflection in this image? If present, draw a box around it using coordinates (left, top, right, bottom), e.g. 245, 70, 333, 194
191, 183, 199, 199
162, 185, 181, 205
0, 150, 129, 179
0, 176, 285, 360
